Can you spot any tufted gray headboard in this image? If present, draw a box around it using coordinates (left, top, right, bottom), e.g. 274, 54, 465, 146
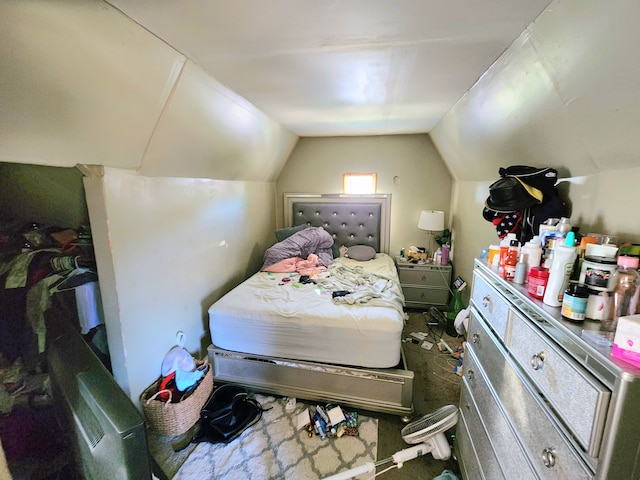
283, 194, 391, 254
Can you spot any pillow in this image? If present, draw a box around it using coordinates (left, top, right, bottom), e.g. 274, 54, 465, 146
345, 245, 377, 261
275, 224, 309, 243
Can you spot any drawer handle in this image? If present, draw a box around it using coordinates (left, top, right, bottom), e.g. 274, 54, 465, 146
421, 275, 427, 282
542, 447, 557, 468
531, 352, 546, 370
481, 294, 492, 311
471, 332, 480, 344
466, 369, 474, 381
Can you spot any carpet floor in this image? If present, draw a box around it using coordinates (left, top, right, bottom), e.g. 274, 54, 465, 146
150, 310, 464, 480
150, 394, 377, 480
372, 309, 463, 479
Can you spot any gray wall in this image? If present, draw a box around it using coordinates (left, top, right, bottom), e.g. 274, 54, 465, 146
276, 135, 453, 261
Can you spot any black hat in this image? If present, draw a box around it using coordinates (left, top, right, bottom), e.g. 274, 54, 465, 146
485, 176, 543, 213
498, 166, 558, 195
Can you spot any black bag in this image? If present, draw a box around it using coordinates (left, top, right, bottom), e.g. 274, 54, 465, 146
191, 384, 264, 445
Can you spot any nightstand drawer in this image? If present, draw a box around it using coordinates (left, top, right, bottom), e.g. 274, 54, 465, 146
397, 266, 449, 287
402, 286, 449, 306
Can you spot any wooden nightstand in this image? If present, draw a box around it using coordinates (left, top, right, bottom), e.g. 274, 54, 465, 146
395, 256, 451, 308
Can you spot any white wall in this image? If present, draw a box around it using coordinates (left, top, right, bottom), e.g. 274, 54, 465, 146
276, 135, 453, 261
83, 168, 276, 401
431, 0, 640, 297
0, 0, 297, 404
0, 0, 297, 180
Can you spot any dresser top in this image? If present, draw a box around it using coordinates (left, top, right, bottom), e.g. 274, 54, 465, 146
474, 259, 640, 385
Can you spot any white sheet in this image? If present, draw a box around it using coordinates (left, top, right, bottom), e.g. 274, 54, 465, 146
208, 254, 405, 368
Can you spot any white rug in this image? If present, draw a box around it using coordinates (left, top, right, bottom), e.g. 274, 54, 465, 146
174, 395, 378, 480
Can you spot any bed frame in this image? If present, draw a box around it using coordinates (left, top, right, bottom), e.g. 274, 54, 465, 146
207, 194, 414, 418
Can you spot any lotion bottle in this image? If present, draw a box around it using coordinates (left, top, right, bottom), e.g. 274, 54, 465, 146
543, 232, 578, 307
521, 236, 542, 281
514, 253, 527, 285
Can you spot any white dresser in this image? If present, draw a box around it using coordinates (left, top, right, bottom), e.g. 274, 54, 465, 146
456, 259, 640, 479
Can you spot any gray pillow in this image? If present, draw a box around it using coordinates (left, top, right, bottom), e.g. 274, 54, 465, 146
346, 245, 377, 261
275, 224, 309, 243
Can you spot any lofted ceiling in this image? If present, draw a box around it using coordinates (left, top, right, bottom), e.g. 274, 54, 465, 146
106, 0, 552, 137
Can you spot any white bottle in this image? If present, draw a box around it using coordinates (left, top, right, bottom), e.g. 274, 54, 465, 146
521, 236, 542, 281
543, 232, 578, 307
557, 217, 572, 234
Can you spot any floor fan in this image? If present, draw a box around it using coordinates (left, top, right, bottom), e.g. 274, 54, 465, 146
323, 404, 459, 480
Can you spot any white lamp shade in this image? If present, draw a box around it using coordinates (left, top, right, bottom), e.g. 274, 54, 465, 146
418, 210, 444, 231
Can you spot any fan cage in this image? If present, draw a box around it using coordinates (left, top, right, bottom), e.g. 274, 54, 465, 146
401, 404, 458, 443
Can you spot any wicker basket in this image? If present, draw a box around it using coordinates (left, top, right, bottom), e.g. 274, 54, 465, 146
141, 363, 213, 436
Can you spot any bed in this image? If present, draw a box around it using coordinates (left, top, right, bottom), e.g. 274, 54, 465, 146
206, 194, 414, 417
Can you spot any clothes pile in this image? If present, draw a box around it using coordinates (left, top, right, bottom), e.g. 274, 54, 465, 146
482, 165, 569, 242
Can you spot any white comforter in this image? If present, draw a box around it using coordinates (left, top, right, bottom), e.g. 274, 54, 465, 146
208, 253, 406, 368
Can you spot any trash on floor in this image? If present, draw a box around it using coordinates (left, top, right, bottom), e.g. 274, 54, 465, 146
295, 401, 360, 440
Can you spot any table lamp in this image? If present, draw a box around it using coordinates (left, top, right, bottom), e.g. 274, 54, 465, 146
418, 210, 444, 258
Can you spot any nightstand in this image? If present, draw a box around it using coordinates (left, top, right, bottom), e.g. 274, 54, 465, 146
395, 256, 451, 308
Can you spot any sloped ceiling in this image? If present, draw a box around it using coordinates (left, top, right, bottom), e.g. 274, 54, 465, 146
0, 0, 555, 180
106, 0, 552, 137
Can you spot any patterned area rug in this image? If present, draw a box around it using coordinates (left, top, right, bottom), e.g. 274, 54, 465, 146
173, 395, 377, 480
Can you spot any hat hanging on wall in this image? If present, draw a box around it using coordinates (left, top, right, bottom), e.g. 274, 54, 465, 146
485, 176, 543, 213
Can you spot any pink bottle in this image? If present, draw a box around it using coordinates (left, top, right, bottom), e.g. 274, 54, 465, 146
441, 245, 450, 265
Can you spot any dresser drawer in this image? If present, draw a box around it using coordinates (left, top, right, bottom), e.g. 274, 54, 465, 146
478, 348, 594, 478
456, 412, 487, 480
397, 266, 449, 287
471, 271, 510, 340
402, 285, 449, 306
463, 345, 537, 480
507, 311, 610, 456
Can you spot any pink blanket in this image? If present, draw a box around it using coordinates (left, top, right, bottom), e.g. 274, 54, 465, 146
262, 253, 327, 277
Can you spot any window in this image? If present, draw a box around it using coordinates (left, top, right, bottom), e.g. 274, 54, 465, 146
343, 173, 377, 194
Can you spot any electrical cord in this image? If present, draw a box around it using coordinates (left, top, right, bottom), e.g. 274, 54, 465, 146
365, 464, 399, 479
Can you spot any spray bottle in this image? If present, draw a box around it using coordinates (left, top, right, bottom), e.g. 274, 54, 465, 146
543, 232, 578, 307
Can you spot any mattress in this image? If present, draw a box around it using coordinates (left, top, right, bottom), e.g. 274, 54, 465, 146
208, 253, 405, 368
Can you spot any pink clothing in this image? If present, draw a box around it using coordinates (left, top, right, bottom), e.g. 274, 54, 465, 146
262, 253, 326, 277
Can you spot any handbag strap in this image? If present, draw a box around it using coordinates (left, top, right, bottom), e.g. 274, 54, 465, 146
146, 389, 173, 406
